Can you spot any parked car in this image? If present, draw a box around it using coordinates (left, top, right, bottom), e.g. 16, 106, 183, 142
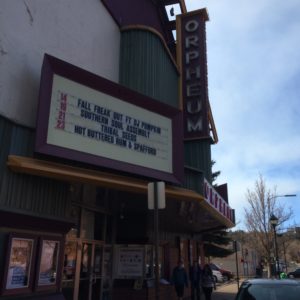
209, 263, 234, 281
235, 279, 300, 300
212, 269, 223, 283
287, 268, 300, 278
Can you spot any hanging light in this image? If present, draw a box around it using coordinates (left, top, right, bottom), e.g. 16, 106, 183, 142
269, 214, 279, 228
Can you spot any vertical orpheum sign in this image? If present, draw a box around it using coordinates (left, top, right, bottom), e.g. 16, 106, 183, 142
177, 9, 210, 140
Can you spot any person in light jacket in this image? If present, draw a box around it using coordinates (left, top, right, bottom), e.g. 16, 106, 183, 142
201, 264, 216, 300
171, 259, 188, 300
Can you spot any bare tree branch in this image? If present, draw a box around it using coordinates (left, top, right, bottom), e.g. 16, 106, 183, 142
243, 174, 294, 277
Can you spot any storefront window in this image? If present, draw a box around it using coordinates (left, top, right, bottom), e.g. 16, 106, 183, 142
6, 238, 34, 289
38, 240, 60, 285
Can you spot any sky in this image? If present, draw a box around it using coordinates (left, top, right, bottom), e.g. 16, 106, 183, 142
184, 0, 300, 230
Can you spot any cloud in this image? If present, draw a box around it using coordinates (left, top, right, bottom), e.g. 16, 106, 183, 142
185, 0, 300, 229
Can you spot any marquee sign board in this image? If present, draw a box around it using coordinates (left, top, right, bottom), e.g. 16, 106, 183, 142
35, 54, 183, 184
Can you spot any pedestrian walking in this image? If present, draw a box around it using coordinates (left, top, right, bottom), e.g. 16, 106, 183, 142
189, 260, 202, 300
201, 264, 216, 300
171, 259, 188, 300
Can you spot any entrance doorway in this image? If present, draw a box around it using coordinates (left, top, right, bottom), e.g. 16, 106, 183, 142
62, 239, 112, 300
78, 241, 103, 300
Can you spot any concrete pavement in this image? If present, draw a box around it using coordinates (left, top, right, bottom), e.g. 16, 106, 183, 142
182, 280, 240, 300
212, 281, 239, 300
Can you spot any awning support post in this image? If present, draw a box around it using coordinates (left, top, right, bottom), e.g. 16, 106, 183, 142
154, 181, 160, 300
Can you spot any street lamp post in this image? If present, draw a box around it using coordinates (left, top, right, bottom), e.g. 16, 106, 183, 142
268, 194, 296, 278
270, 214, 279, 278
270, 194, 297, 201
282, 239, 288, 273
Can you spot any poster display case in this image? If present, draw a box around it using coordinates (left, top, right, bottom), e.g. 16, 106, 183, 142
6, 238, 34, 289
38, 240, 60, 286
1, 233, 63, 296
2, 234, 37, 295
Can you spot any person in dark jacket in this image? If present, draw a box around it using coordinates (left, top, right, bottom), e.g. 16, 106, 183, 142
171, 259, 188, 300
189, 260, 202, 300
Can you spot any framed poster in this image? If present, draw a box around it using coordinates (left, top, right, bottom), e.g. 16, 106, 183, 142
116, 246, 144, 278
38, 240, 60, 286
5, 238, 34, 289
2, 234, 37, 295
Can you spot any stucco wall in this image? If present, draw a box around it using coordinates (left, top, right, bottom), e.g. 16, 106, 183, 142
0, 0, 120, 128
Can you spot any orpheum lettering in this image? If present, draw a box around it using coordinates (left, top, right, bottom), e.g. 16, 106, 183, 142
184, 19, 203, 135
203, 178, 234, 223
178, 10, 210, 140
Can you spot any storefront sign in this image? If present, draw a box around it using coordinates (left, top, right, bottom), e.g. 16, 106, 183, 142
177, 9, 210, 140
203, 178, 234, 223
116, 247, 144, 278
35, 54, 183, 184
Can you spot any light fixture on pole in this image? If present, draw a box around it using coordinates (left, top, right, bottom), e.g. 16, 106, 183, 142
269, 194, 297, 201
269, 214, 279, 278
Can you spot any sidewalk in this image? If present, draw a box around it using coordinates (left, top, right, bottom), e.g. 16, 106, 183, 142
212, 281, 239, 300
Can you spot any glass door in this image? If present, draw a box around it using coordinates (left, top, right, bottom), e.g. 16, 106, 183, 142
102, 245, 113, 300
78, 242, 93, 300
78, 241, 104, 300
91, 244, 103, 300
62, 240, 78, 300
62, 240, 105, 300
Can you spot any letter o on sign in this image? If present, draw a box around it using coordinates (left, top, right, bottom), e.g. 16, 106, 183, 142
185, 20, 199, 32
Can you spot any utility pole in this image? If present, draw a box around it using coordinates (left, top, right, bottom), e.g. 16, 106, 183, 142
233, 240, 240, 289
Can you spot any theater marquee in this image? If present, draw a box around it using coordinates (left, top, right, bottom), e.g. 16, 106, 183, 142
35, 54, 183, 184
